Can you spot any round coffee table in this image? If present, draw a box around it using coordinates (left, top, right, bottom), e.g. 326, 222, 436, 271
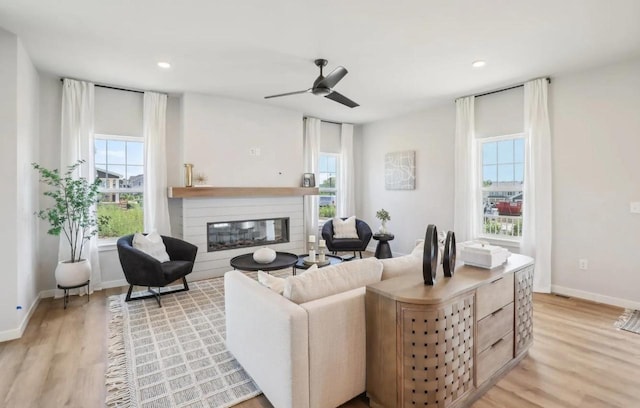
294, 254, 343, 275
230, 251, 298, 273
373, 233, 395, 259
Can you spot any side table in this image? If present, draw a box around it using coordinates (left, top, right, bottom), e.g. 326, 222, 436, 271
372, 233, 394, 259
57, 280, 90, 310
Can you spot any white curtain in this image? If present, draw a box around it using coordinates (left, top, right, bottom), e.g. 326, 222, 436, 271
143, 92, 171, 236
453, 96, 479, 242
337, 123, 355, 217
60, 78, 101, 292
522, 79, 552, 293
303, 117, 321, 249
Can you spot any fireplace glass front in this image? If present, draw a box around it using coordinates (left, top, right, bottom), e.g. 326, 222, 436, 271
207, 217, 290, 252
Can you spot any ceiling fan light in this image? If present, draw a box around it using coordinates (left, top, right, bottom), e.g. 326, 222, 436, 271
472, 60, 486, 68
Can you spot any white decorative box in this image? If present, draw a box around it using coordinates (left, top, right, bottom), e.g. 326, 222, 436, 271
459, 241, 510, 269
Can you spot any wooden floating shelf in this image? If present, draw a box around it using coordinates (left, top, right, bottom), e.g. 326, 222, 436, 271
168, 186, 319, 198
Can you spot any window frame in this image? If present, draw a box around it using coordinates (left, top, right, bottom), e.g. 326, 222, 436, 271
94, 133, 145, 244
477, 132, 526, 244
318, 152, 340, 223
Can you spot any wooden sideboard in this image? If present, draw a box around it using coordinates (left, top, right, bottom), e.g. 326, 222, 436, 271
365, 254, 534, 408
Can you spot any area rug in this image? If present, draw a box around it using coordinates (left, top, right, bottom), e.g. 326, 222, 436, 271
106, 271, 289, 408
615, 309, 640, 334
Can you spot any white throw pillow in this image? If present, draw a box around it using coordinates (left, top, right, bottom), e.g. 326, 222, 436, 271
132, 232, 170, 263
283, 258, 383, 304
257, 271, 286, 295
332, 216, 359, 239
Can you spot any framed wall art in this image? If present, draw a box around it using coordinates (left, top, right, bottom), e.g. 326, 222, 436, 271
385, 150, 415, 190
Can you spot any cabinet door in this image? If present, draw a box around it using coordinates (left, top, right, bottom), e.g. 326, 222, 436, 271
399, 293, 475, 408
514, 265, 535, 355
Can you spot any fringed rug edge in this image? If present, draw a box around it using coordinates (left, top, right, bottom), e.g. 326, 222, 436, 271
105, 294, 133, 407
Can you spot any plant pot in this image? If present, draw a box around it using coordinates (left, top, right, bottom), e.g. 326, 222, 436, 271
55, 259, 91, 287
378, 221, 387, 234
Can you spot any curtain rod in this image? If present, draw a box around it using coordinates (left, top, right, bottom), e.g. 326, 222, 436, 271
455, 77, 551, 101
60, 77, 167, 95
303, 117, 350, 126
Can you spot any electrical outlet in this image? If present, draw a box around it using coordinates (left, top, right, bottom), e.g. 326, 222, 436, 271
249, 147, 261, 156
630, 202, 640, 214
579, 259, 588, 270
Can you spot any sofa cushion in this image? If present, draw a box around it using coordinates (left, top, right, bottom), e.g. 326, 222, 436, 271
283, 257, 383, 304
133, 232, 170, 262
332, 216, 359, 239
257, 270, 287, 294
380, 240, 424, 280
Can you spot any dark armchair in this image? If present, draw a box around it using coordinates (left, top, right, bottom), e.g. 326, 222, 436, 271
117, 234, 198, 307
321, 218, 373, 259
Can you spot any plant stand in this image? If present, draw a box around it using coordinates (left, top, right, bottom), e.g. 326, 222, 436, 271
57, 280, 90, 310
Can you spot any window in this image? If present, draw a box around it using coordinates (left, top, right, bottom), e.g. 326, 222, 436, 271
318, 153, 339, 221
94, 135, 144, 239
480, 134, 525, 240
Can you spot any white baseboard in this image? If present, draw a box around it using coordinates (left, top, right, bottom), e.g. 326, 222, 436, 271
0, 295, 41, 343
551, 285, 640, 310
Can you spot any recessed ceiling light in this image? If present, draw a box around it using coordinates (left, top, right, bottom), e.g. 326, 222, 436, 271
472, 60, 486, 68
157, 62, 171, 69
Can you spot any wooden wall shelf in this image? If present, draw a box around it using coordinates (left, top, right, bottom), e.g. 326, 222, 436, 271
168, 186, 319, 198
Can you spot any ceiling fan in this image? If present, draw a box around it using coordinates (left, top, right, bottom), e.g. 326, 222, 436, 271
264, 59, 359, 108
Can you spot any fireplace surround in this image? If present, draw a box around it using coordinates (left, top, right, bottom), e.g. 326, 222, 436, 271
207, 217, 290, 252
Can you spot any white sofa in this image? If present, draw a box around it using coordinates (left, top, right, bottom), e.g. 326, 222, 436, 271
224, 245, 423, 408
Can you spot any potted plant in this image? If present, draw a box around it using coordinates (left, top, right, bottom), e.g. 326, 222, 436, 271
375, 208, 391, 234
33, 160, 101, 287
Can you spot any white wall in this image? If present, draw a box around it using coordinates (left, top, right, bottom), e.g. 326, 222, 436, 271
356, 104, 456, 255
0, 28, 19, 335
182, 93, 303, 187
36, 73, 62, 293
15, 38, 39, 330
550, 58, 640, 307
0, 29, 40, 340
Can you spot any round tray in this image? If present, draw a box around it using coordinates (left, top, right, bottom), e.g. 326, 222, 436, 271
302, 256, 330, 266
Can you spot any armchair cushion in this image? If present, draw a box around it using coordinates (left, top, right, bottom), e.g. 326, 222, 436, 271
161, 260, 194, 282
133, 232, 170, 262
332, 216, 359, 239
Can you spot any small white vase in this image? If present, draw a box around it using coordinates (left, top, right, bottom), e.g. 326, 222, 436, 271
253, 247, 276, 264
378, 221, 387, 234
55, 259, 91, 287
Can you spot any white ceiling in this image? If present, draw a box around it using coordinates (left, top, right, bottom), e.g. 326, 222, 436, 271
0, 0, 639, 124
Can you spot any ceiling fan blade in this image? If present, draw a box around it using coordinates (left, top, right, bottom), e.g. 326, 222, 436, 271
264, 89, 311, 99
316, 66, 348, 89
325, 91, 359, 108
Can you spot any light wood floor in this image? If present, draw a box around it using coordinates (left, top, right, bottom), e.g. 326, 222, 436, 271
1, 288, 639, 407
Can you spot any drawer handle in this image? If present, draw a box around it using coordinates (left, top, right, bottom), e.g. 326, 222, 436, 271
491, 307, 504, 317
491, 277, 504, 284
491, 338, 504, 348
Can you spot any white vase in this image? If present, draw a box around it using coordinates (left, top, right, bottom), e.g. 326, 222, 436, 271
378, 221, 387, 234
253, 247, 276, 264
55, 259, 91, 287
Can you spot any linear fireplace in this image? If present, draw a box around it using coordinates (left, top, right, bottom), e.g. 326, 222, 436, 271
207, 217, 290, 252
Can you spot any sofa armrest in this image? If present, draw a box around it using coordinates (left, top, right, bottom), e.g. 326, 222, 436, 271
224, 271, 310, 408
300, 287, 367, 408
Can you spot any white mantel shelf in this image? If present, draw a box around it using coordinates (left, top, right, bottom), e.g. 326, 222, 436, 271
167, 186, 319, 198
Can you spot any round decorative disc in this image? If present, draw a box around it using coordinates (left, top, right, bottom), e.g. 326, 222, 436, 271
443, 231, 456, 277
423, 224, 438, 285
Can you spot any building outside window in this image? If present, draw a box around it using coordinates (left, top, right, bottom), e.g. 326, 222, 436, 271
480, 134, 525, 239
318, 153, 339, 221
94, 134, 144, 239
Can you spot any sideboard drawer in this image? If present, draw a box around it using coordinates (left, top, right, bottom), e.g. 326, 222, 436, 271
476, 331, 514, 385
476, 274, 514, 320
477, 302, 514, 352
